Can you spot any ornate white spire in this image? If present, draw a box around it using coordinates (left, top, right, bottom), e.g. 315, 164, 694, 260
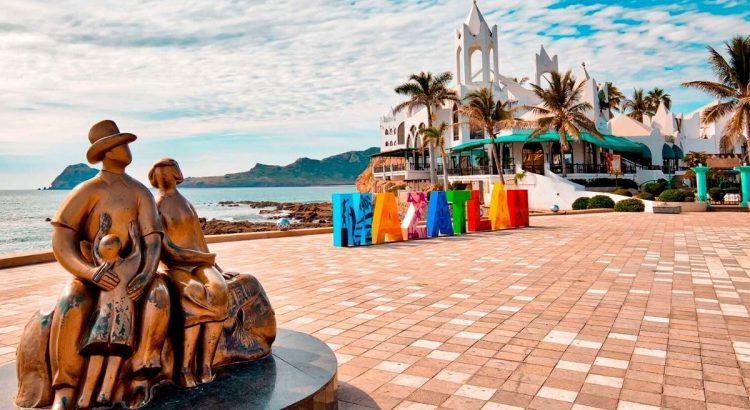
465, 1, 488, 36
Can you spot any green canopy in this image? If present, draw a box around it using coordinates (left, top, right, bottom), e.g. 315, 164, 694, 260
451, 131, 651, 157
662, 143, 684, 160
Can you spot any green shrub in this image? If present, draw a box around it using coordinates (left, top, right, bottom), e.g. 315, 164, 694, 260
587, 195, 615, 209
569, 178, 638, 189
637, 192, 654, 200
572, 197, 590, 210
642, 182, 666, 197
684, 196, 695, 202
614, 198, 645, 212
613, 188, 632, 197
658, 189, 687, 202
709, 188, 725, 201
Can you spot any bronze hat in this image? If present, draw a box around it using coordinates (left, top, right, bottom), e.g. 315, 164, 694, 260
86, 120, 137, 164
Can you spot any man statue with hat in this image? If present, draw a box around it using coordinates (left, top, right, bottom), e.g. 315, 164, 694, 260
45, 120, 171, 409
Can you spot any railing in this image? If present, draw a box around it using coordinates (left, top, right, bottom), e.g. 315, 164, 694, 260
372, 164, 427, 173
710, 193, 742, 206
446, 165, 493, 176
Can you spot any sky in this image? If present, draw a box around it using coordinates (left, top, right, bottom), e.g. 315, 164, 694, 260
1, 0, 749, 189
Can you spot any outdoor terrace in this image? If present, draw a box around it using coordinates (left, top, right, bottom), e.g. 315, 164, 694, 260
2, 213, 750, 409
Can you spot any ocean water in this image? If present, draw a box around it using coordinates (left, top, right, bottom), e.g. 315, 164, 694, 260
0, 186, 353, 256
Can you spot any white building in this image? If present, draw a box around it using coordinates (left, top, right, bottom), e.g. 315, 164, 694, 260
373, 2, 747, 207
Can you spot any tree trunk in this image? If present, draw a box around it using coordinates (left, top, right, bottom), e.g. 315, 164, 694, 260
441, 148, 451, 189
561, 155, 567, 177
426, 106, 438, 186
428, 143, 438, 186
489, 138, 505, 182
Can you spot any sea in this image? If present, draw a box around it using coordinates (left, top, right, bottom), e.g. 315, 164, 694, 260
0, 186, 353, 256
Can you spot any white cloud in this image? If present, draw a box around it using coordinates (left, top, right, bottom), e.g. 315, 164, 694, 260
0, 0, 748, 187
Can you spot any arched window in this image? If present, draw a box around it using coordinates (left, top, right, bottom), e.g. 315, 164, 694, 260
452, 104, 459, 141
470, 48, 483, 83
397, 122, 405, 145
470, 124, 484, 140
522, 142, 545, 174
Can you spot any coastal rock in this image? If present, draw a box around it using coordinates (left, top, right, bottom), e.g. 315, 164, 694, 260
181, 147, 378, 188
49, 164, 98, 190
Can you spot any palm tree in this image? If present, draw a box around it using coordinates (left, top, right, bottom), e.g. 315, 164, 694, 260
598, 83, 624, 117
460, 87, 528, 180
511, 76, 530, 86
419, 123, 451, 189
683, 35, 750, 157
646, 88, 672, 111
623, 88, 655, 123
525, 70, 603, 177
394, 72, 460, 184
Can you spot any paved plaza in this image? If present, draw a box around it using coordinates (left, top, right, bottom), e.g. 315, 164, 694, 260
3, 213, 750, 409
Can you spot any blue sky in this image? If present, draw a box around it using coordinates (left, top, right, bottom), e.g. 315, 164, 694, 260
1, 0, 748, 189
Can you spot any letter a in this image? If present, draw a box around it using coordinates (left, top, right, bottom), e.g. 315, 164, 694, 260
372, 192, 402, 244
489, 183, 511, 230
426, 191, 454, 237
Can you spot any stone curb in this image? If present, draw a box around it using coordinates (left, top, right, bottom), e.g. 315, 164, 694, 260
0, 227, 334, 270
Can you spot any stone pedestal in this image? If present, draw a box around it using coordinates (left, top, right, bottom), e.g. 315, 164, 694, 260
2, 329, 337, 410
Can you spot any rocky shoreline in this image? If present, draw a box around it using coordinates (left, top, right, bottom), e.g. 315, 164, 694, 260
201, 201, 331, 235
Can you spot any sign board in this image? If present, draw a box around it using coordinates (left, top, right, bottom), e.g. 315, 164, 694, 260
610, 154, 622, 175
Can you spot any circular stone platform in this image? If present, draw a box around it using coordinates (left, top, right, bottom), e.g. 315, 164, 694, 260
0, 329, 337, 410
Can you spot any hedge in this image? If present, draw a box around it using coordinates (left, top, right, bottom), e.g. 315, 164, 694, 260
658, 189, 687, 202
572, 197, 590, 210
587, 195, 615, 209
641, 182, 667, 197
613, 188, 632, 197
637, 192, 654, 200
569, 178, 638, 189
615, 198, 645, 212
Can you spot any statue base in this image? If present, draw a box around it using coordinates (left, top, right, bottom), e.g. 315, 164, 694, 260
1, 330, 337, 410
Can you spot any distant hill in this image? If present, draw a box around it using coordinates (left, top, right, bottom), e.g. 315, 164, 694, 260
49, 163, 98, 189
180, 147, 379, 188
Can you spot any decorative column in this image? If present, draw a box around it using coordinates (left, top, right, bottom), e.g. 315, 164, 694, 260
736, 164, 750, 208
692, 165, 710, 204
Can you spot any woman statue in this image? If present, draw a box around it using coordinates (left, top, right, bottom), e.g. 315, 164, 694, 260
148, 158, 234, 387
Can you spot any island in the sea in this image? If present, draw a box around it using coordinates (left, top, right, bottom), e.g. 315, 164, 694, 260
48, 147, 378, 189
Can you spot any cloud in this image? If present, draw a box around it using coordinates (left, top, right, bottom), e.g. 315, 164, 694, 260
0, 0, 748, 187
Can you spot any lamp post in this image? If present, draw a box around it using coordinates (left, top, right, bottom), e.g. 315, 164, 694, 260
692, 164, 710, 205
736, 163, 750, 208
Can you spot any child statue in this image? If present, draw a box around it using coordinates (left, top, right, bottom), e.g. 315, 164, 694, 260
77, 214, 142, 408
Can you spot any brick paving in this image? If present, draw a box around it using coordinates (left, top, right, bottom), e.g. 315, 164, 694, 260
3, 213, 750, 409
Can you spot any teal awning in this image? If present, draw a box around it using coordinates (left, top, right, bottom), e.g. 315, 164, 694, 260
451, 139, 490, 152
451, 131, 651, 157
662, 143, 684, 159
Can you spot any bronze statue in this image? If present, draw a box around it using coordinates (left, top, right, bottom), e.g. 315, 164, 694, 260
15, 120, 276, 409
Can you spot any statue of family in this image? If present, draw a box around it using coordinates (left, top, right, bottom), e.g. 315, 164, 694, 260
15, 120, 277, 409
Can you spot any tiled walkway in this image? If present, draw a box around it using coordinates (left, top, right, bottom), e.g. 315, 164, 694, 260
3, 213, 750, 409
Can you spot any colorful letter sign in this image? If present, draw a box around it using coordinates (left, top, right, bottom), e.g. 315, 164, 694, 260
426, 191, 454, 237
332, 193, 373, 247
489, 183, 511, 230
372, 192, 402, 244
446, 190, 471, 235
467, 190, 491, 232
401, 192, 428, 240
332, 188, 528, 247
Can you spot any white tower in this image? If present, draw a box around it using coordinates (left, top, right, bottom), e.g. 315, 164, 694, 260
535, 45, 559, 86
455, 1, 499, 87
